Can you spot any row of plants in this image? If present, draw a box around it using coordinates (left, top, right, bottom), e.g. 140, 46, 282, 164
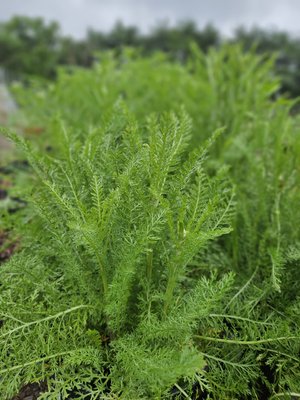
1, 45, 300, 399
3, 16, 300, 99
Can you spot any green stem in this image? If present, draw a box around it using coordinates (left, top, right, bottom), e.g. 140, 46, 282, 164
163, 268, 177, 315
0, 349, 81, 375
82, 232, 108, 296
0, 305, 90, 340
146, 249, 153, 282
97, 254, 109, 296
225, 266, 258, 310
194, 335, 299, 345
270, 393, 300, 399
174, 383, 192, 400
208, 313, 273, 325
198, 351, 254, 369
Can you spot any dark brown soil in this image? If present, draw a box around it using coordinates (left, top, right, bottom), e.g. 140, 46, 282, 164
11, 382, 48, 400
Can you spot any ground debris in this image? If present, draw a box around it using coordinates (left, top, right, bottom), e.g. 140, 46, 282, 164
11, 382, 48, 400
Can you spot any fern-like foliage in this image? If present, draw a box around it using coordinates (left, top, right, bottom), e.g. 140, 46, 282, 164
2, 45, 300, 398
0, 110, 235, 399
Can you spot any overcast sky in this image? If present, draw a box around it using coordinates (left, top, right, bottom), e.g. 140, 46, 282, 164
1, 0, 300, 38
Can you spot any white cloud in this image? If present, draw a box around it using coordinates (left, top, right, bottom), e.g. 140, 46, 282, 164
0, 0, 299, 38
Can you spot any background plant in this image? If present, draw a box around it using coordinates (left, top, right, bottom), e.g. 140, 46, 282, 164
2, 15, 300, 98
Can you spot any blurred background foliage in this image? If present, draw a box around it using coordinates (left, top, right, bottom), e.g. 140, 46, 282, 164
1, 15, 300, 98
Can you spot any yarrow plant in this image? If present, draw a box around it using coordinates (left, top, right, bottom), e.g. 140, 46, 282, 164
0, 110, 237, 398
1, 46, 300, 399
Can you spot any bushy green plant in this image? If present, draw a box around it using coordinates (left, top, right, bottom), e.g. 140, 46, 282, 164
13, 45, 300, 305
2, 45, 300, 398
0, 110, 236, 398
